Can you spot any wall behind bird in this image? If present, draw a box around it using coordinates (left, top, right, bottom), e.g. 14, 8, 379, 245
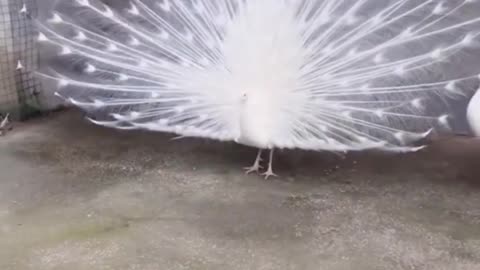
35, 0, 478, 135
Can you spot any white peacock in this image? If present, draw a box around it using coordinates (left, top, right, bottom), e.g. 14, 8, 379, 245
36, 0, 480, 178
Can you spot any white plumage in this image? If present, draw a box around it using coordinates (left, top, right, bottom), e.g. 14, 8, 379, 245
467, 90, 480, 136
36, 0, 480, 178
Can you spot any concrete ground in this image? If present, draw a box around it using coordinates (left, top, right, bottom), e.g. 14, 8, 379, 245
0, 110, 479, 270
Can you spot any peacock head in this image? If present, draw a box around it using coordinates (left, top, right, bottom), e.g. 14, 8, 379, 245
240, 91, 270, 106
241, 93, 248, 102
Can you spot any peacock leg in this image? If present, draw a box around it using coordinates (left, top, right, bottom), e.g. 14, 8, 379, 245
262, 149, 278, 179
244, 149, 263, 174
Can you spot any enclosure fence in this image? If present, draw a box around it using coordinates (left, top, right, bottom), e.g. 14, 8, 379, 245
0, 0, 41, 120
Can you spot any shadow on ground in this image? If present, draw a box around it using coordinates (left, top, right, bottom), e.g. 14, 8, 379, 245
0, 110, 479, 270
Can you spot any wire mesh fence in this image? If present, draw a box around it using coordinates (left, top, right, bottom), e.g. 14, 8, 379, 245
0, 0, 41, 120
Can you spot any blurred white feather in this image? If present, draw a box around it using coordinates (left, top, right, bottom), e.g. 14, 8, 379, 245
467, 90, 480, 136
35, 0, 480, 177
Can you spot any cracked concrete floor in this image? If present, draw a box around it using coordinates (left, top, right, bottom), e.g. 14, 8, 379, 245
0, 110, 479, 270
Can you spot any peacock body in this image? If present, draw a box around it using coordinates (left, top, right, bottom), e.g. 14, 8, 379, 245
36, 0, 480, 177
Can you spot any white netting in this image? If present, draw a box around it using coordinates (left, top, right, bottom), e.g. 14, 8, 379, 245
0, 0, 41, 120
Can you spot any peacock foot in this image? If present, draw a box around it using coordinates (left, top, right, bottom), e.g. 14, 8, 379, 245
244, 164, 263, 174
261, 168, 278, 180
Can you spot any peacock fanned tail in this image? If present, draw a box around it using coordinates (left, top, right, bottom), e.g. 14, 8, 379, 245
36, 0, 480, 153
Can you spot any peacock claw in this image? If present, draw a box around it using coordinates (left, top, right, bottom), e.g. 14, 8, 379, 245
244, 164, 263, 174
260, 149, 278, 179
261, 170, 278, 180
245, 149, 263, 175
